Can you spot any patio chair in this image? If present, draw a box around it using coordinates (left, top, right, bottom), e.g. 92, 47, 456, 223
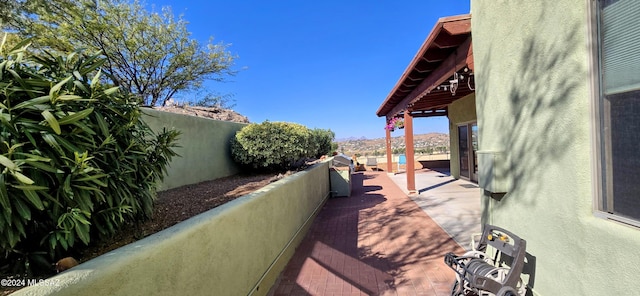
397, 154, 406, 173
366, 157, 378, 171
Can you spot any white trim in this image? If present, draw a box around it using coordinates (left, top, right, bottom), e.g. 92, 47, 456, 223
589, 0, 640, 227
594, 211, 640, 229
456, 121, 478, 183
587, 0, 603, 215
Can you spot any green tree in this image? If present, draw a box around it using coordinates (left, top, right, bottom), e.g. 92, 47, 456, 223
0, 1, 20, 26
330, 142, 339, 155
392, 148, 406, 154
310, 128, 335, 158
4, 0, 235, 106
193, 91, 236, 109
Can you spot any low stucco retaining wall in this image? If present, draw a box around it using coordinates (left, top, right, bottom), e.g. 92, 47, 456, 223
142, 108, 247, 191
15, 162, 331, 296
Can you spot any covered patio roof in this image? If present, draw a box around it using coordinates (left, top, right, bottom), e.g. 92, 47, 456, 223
376, 14, 473, 120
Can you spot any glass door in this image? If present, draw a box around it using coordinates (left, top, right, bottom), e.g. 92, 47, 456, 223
471, 123, 478, 182
458, 125, 470, 179
458, 122, 478, 182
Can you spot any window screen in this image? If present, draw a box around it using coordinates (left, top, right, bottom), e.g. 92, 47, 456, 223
598, 0, 640, 221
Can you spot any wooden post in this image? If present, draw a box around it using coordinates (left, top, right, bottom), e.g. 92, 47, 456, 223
385, 127, 393, 173
404, 112, 417, 195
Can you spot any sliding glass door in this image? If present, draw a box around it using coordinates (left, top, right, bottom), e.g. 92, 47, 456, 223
458, 122, 478, 182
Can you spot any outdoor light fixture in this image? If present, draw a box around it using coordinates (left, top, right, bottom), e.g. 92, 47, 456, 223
434, 68, 475, 94
449, 72, 459, 96
463, 67, 475, 90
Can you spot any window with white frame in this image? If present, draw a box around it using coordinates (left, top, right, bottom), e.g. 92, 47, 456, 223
595, 0, 640, 224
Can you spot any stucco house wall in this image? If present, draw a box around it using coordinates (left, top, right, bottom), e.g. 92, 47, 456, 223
472, 0, 640, 295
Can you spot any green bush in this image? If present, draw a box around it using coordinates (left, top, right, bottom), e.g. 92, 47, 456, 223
0, 44, 180, 276
231, 121, 327, 172
310, 128, 335, 158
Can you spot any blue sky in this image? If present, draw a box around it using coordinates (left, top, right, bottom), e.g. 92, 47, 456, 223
147, 0, 471, 140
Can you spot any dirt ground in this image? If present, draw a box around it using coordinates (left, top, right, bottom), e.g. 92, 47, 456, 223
77, 172, 281, 262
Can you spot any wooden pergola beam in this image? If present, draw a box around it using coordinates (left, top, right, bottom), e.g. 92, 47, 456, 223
422, 48, 450, 62
376, 15, 471, 117
386, 36, 472, 119
410, 109, 448, 118
433, 34, 468, 48
414, 61, 437, 73
442, 21, 472, 35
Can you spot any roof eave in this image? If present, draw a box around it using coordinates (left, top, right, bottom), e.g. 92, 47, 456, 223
376, 14, 472, 118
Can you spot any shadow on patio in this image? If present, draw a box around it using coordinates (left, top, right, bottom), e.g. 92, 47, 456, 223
269, 171, 468, 295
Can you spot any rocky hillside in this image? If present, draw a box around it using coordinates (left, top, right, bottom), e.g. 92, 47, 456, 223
152, 105, 250, 123
337, 132, 449, 156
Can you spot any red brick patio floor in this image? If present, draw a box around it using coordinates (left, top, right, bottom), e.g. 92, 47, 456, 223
269, 171, 466, 296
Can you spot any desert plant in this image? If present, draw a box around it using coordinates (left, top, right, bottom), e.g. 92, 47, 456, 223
231, 121, 316, 172
0, 42, 180, 277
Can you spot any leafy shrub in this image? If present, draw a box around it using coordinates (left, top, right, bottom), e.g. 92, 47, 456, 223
231, 121, 320, 172
0, 43, 180, 277
310, 128, 335, 158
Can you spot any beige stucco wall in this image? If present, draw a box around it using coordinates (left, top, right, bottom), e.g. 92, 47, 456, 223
142, 108, 246, 191
14, 162, 330, 296
472, 0, 640, 295
448, 93, 477, 179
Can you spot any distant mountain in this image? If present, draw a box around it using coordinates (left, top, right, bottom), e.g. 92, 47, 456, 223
335, 136, 368, 142
335, 132, 450, 156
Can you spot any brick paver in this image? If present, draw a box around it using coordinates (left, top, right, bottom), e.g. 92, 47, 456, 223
269, 171, 466, 296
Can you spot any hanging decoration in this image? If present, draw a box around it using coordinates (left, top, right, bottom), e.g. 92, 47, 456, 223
385, 117, 404, 131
